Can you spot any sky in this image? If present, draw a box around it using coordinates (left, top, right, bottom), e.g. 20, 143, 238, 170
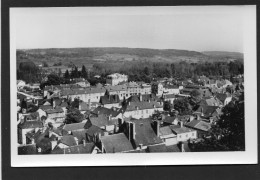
11, 6, 249, 52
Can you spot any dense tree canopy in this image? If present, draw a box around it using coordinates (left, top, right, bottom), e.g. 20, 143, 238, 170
174, 98, 193, 115
65, 108, 85, 124
191, 95, 245, 151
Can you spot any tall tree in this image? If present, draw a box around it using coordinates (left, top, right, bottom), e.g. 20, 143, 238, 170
64, 69, 70, 79
81, 65, 88, 79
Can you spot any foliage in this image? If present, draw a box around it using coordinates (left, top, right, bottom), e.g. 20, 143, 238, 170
64, 69, 70, 79
65, 108, 84, 124
192, 96, 245, 151
189, 89, 202, 107
81, 65, 88, 79
174, 98, 192, 115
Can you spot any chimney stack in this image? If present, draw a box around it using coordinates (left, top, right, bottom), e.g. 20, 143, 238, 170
180, 121, 184, 128
139, 93, 142, 102
83, 139, 86, 146
156, 120, 160, 137
74, 137, 79, 145
181, 142, 185, 152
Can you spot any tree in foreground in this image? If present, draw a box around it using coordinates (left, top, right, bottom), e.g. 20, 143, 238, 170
173, 98, 192, 115
191, 95, 245, 151
65, 108, 84, 124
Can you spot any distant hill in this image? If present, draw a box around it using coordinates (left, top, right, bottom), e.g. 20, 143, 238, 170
17, 47, 243, 68
202, 51, 243, 59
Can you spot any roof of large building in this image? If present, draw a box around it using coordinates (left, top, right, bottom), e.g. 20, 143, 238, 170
100, 94, 120, 105
129, 119, 163, 146
92, 106, 123, 117
85, 125, 105, 137
58, 135, 77, 146
128, 94, 159, 103
185, 119, 211, 132
60, 86, 106, 96
194, 105, 219, 118
105, 84, 127, 92
89, 114, 118, 128
100, 133, 133, 153
124, 101, 163, 112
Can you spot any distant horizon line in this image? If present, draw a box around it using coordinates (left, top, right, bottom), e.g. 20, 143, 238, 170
16, 46, 244, 54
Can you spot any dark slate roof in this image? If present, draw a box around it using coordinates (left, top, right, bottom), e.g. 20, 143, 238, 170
170, 126, 195, 134
147, 144, 167, 153
186, 120, 211, 132
51, 143, 96, 154
59, 135, 77, 146
159, 126, 175, 136
18, 121, 43, 129
124, 101, 163, 112
86, 125, 105, 137
195, 105, 219, 118
130, 119, 163, 146
100, 95, 120, 105
163, 94, 176, 99
128, 94, 159, 103
215, 93, 228, 104
92, 106, 123, 117
72, 130, 87, 144
63, 122, 86, 132
60, 86, 106, 96
100, 133, 134, 153
89, 114, 119, 128
162, 116, 177, 125
18, 144, 37, 155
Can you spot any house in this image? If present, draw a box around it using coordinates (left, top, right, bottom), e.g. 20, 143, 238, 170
170, 123, 197, 143
194, 105, 220, 120
72, 78, 90, 88
51, 142, 99, 154
185, 119, 212, 138
151, 82, 164, 96
88, 114, 121, 133
159, 126, 178, 146
199, 97, 223, 107
85, 125, 105, 143
215, 93, 232, 106
60, 86, 106, 103
62, 122, 86, 135
127, 93, 159, 103
18, 120, 43, 145
163, 84, 180, 95
106, 73, 128, 86
57, 135, 78, 148
45, 106, 65, 121
100, 94, 121, 108
105, 84, 128, 100
92, 106, 123, 120
100, 133, 134, 153
162, 94, 176, 104
123, 100, 163, 119
125, 119, 163, 150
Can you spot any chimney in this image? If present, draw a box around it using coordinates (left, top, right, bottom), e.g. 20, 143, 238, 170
83, 139, 86, 146
53, 100, 56, 108
31, 138, 35, 144
181, 142, 185, 152
180, 121, 184, 128
108, 114, 112, 121
156, 120, 160, 137
139, 93, 142, 102
139, 144, 143, 149
74, 137, 79, 145
51, 141, 57, 150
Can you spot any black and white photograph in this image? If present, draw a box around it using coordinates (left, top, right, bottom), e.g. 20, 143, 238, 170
10, 6, 257, 166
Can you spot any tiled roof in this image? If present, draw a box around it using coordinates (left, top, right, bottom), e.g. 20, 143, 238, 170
89, 114, 118, 128
59, 135, 77, 146
162, 116, 178, 125
51, 143, 96, 154
147, 144, 167, 153
130, 119, 163, 146
159, 126, 176, 136
92, 106, 123, 117
186, 120, 211, 132
72, 130, 87, 144
124, 101, 163, 112
195, 105, 219, 117
100, 133, 134, 153
86, 125, 104, 137
105, 85, 127, 92
170, 125, 195, 134
60, 86, 106, 96
63, 122, 86, 132
100, 95, 120, 105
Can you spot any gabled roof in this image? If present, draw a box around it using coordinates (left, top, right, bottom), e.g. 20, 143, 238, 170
124, 101, 163, 112
59, 135, 77, 146
195, 105, 219, 118
100, 133, 134, 153
51, 143, 96, 154
170, 125, 195, 134
63, 122, 86, 132
159, 126, 176, 136
162, 116, 178, 125
130, 119, 163, 146
72, 130, 87, 144
86, 125, 105, 137
89, 114, 119, 128
215, 93, 229, 104
100, 95, 120, 105
186, 120, 211, 132
92, 106, 123, 117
